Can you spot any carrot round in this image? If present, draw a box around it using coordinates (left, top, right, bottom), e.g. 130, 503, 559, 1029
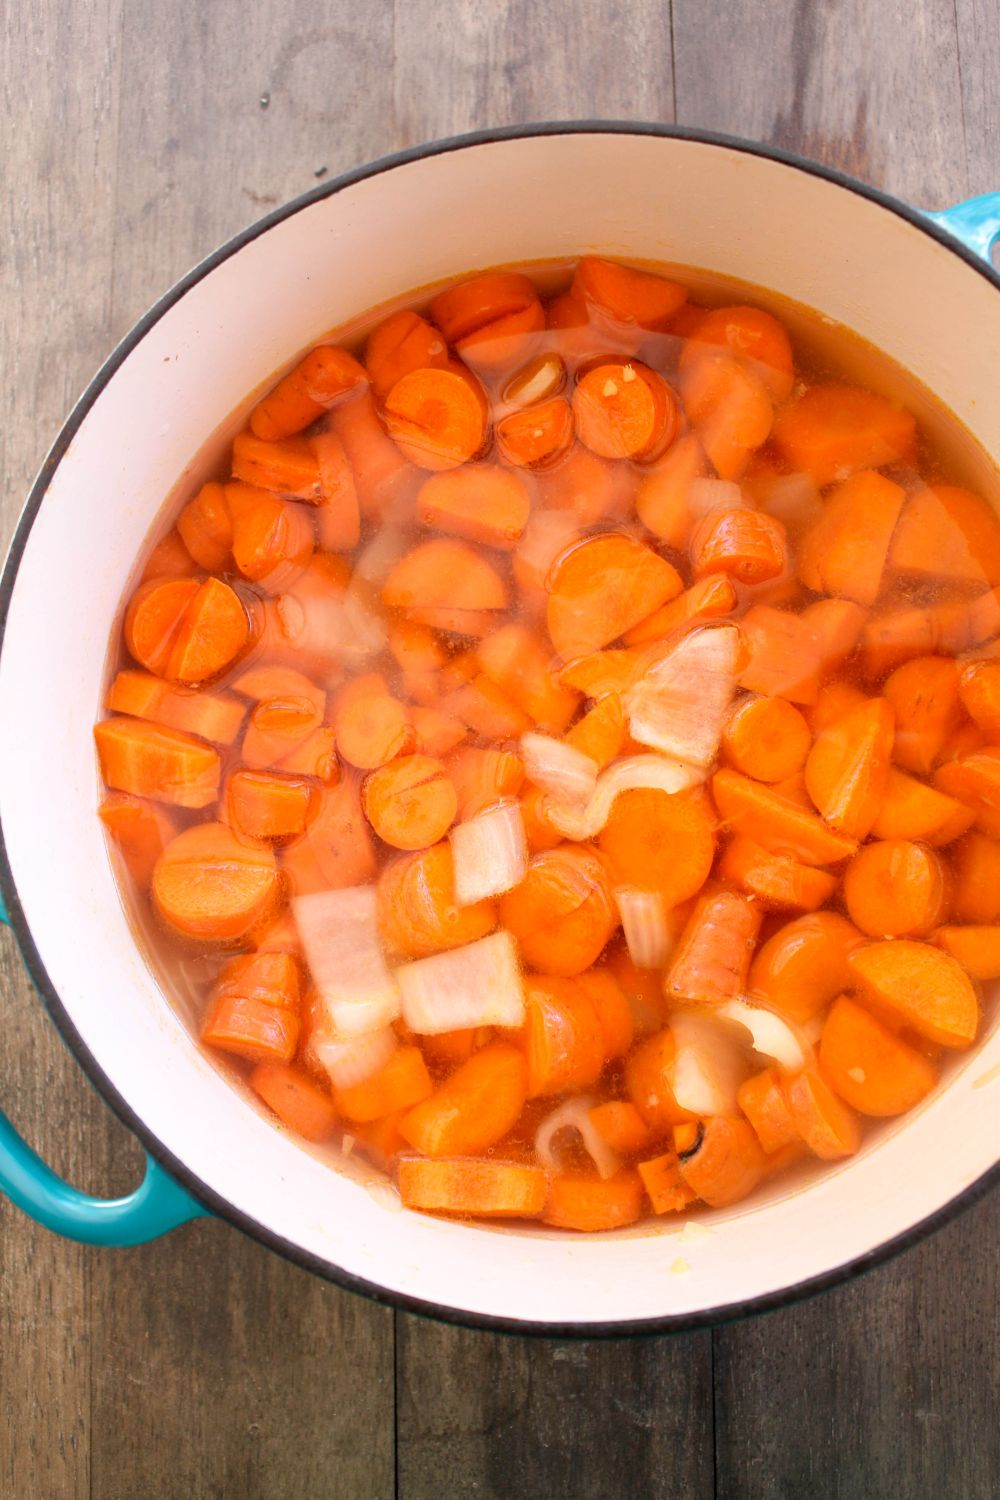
249, 345, 366, 441
377, 843, 496, 958
231, 431, 322, 501
681, 305, 794, 402
889, 483, 1000, 590
883, 656, 962, 776
416, 464, 530, 550
625, 1029, 695, 1130
564, 693, 627, 769
106, 669, 246, 746
335, 692, 414, 771
249, 1061, 338, 1142
679, 352, 772, 479
783, 1067, 861, 1159
572, 256, 687, 332
330, 388, 413, 516
141, 528, 197, 582
572, 361, 677, 461
496, 396, 575, 468
598, 787, 715, 903
365, 310, 449, 402
399, 1041, 528, 1156
227, 483, 314, 588
430, 271, 544, 372
718, 834, 837, 912
587, 1100, 652, 1155
201, 992, 300, 1065
722, 695, 811, 783
152, 822, 278, 939
241, 694, 324, 772
520, 975, 606, 1096
637, 1152, 697, 1214
500, 846, 617, 977
932, 924, 1000, 980
712, 768, 858, 865
336, 1047, 433, 1123
634, 433, 710, 546
177, 482, 233, 571
124, 577, 201, 676
226, 769, 315, 842
397, 1157, 547, 1218
363, 753, 457, 850
623, 574, 738, 648
843, 839, 949, 938
664, 887, 762, 1005
847, 939, 979, 1048
477, 623, 580, 733
870, 768, 974, 847
99, 792, 177, 887
383, 365, 487, 471
542, 1169, 644, 1231
736, 1069, 800, 1153
676, 1117, 766, 1207
384, 537, 507, 636
803, 697, 894, 839
797, 470, 905, 607
747, 911, 863, 1024
820, 994, 938, 1116
546, 532, 682, 661
772, 383, 917, 485
94, 717, 220, 809
690, 507, 788, 585
446, 746, 524, 821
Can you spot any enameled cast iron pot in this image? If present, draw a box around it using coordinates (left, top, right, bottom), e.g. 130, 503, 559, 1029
1, 125, 998, 1335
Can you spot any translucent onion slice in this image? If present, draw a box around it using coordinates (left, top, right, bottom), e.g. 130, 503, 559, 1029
521, 731, 598, 804
625, 624, 740, 767
309, 1025, 398, 1090
534, 1095, 622, 1181
668, 1009, 749, 1117
450, 802, 529, 905
293, 886, 401, 1037
687, 477, 745, 520
545, 754, 704, 841
396, 930, 525, 1035
718, 999, 807, 1072
616, 888, 674, 970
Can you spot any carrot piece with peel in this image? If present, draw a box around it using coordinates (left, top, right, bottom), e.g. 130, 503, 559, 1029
98, 793, 177, 886
804, 697, 894, 839
680, 352, 773, 479
637, 1153, 697, 1213
383, 365, 486, 471
232, 431, 323, 501
164, 577, 251, 685
546, 533, 683, 661
249, 1061, 338, 1142
564, 693, 627, 769
365, 310, 449, 400
384, 538, 507, 634
124, 577, 200, 676
598, 787, 716, 903
797, 470, 906, 605
330, 389, 414, 516
718, 835, 837, 912
431, 270, 544, 372
177, 482, 233, 570
496, 397, 574, 468
500, 847, 618, 977
843, 839, 948, 938
959, 660, 1000, 740
399, 1041, 528, 1156
690, 507, 788, 585
846, 940, 979, 1048
626, 1029, 696, 1130
783, 1068, 861, 1159
377, 843, 496, 959
573, 361, 677, 462
573, 256, 688, 331
682, 304, 794, 402
141, 528, 197, 581
417, 465, 531, 549
311, 431, 362, 551
397, 1157, 547, 1218
250, 345, 366, 441
820, 994, 938, 1116
677, 1117, 766, 1207
519, 975, 606, 1096
932, 925, 1000, 979
215, 951, 301, 1011
772, 383, 916, 484
588, 1100, 653, 1155
201, 992, 300, 1065
948, 832, 1000, 923
363, 754, 457, 850
737, 606, 821, 704
281, 779, 376, 895
226, 770, 314, 841
870, 768, 974, 846
446, 746, 524, 820
748, 911, 863, 1024
622, 574, 737, 648
542, 1170, 644, 1231
883, 656, 962, 775
94, 717, 220, 808
664, 887, 762, 1004
226, 482, 314, 588
152, 822, 278, 939
889, 483, 1000, 590
336, 1046, 433, 1122
335, 691, 414, 770
737, 1069, 800, 1153
106, 670, 245, 745
712, 768, 858, 865
722, 695, 811, 783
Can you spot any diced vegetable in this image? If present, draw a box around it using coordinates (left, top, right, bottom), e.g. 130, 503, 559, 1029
625, 625, 740, 766
534, 1095, 622, 1181
449, 802, 528, 905
293, 886, 401, 1037
396, 930, 525, 1034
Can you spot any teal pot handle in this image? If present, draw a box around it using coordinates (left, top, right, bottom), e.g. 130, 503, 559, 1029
0, 898, 209, 1245
925, 190, 1000, 262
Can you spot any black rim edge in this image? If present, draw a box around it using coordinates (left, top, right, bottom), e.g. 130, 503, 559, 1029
1, 118, 998, 1340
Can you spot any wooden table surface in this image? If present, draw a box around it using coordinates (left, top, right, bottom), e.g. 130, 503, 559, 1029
2, 3, 998, 1496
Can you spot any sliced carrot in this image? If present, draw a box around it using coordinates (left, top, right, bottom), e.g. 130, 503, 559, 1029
177, 482, 233, 570
564, 693, 626, 769
278, 725, 339, 782
546, 533, 682, 660
737, 1069, 800, 1153
588, 1100, 653, 1156
365, 310, 449, 402
226, 482, 314, 588
233, 662, 326, 714
847, 939, 979, 1048
545, 289, 617, 368
948, 831, 1000, 923
737, 605, 821, 704
572, 361, 677, 462
241, 695, 324, 771
712, 768, 858, 865
383, 538, 507, 637
748, 911, 863, 1024
336, 1046, 433, 1123
124, 576, 201, 676
559, 648, 643, 699
718, 835, 837, 912
676, 1117, 766, 1207
106, 669, 245, 745
722, 695, 811, 783
783, 1067, 861, 1159
934, 747, 1000, 829
519, 975, 606, 1096
399, 1041, 528, 1156
889, 483, 1000, 590
141, 528, 197, 582
772, 383, 917, 485
637, 1152, 698, 1214
500, 846, 618, 977
797, 470, 906, 606
152, 822, 278, 939
226, 769, 315, 841
883, 656, 963, 775
201, 992, 300, 1065
443, 674, 532, 739
664, 887, 762, 1004
805, 681, 869, 736
477, 623, 580, 733
248, 1061, 338, 1142
625, 1029, 695, 1130
860, 601, 976, 682
622, 574, 737, 648
820, 994, 938, 1116
215, 951, 300, 1011
383, 365, 487, 471
94, 717, 220, 808
397, 1157, 547, 1218
803, 697, 894, 838
417, 465, 531, 549
843, 839, 948, 938
431, 270, 544, 372
572, 256, 687, 331
98, 792, 177, 886
575, 968, 635, 1059
254, 910, 302, 956
231, 430, 323, 501
311, 431, 362, 550
537, 443, 637, 524
871, 767, 975, 846
250, 345, 366, 441
938, 721, 989, 768
932, 925, 1000, 979
496, 396, 574, 468
363, 753, 457, 850
542, 1169, 644, 1231
335, 691, 414, 771
164, 577, 252, 685
679, 352, 773, 479
410, 706, 467, 757
690, 507, 788, 585
446, 746, 524, 820
387, 620, 448, 677
635, 433, 710, 546
520, 784, 563, 853
770, 771, 812, 807
598, 787, 716, 903
420, 1027, 491, 1069
282, 778, 376, 894
681, 304, 794, 402
330, 388, 414, 516
376, 842, 496, 959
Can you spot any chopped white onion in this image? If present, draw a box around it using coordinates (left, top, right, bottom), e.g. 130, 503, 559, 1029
308, 1025, 398, 1090
745, 472, 823, 532
668, 1009, 749, 1117
718, 1000, 807, 1072
616, 888, 674, 970
396, 930, 525, 1035
278, 577, 385, 670
534, 1096, 622, 1181
293, 886, 401, 1037
521, 731, 599, 804
546, 754, 704, 841
450, 802, 529, 905
514, 510, 582, 591
687, 478, 746, 520
800, 1014, 826, 1046
625, 624, 740, 767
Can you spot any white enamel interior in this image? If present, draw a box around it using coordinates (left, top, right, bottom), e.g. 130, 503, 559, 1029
2, 131, 999, 1327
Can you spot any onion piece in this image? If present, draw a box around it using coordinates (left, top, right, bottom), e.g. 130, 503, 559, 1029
293, 886, 401, 1037
719, 999, 807, 1072
687, 477, 745, 520
396, 930, 525, 1035
308, 1025, 398, 1090
669, 1009, 749, 1117
534, 1095, 621, 1181
546, 754, 704, 841
521, 731, 598, 804
616, 888, 674, 970
450, 802, 528, 905
625, 624, 740, 766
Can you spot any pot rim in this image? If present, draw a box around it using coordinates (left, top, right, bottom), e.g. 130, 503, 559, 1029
2, 119, 997, 1338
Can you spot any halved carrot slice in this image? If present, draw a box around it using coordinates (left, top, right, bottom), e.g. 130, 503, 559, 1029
226, 769, 315, 842
501, 847, 618, 978
383, 366, 487, 470
165, 577, 251, 684
416, 465, 531, 549
177, 482, 233, 570
889, 483, 1000, 590
932, 925, 1000, 979
546, 533, 682, 660
712, 768, 858, 865
397, 1157, 547, 1218
637, 1153, 698, 1214
399, 1042, 528, 1156
870, 768, 975, 846
783, 1067, 861, 1159
748, 911, 862, 1024
365, 310, 450, 401
847, 939, 979, 1048
676, 1117, 766, 1206
625, 1029, 695, 1130
572, 256, 687, 331
803, 698, 894, 839
772, 383, 916, 484
152, 822, 278, 939
542, 1169, 644, 1231
249, 345, 366, 441
94, 717, 220, 809
337, 1047, 433, 1123
883, 656, 962, 775
519, 975, 606, 1097
363, 754, 458, 850
718, 835, 837, 912
232, 431, 323, 501
737, 1069, 800, 1153
249, 1062, 338, 1142
820, 994, 938, 1116
106, 670, 245, 745
797, 470, 906, 605
98, 793, 177, 886
842, 839, 948, 938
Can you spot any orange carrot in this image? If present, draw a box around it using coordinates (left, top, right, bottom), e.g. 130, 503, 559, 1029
690, 507, 788, 585
201, 991, 300, 1065
681, 304, 794, 402
718, 835, 837, 912
622, 574, 737, 648
249, 1061, 338, 1142
226, 769, 315, 842
637, 1152, 697, 1214
399, 1041, 528, 1156
417, 465, 531, 550
712, 768, 858, 865
397, 1157, 547, 1218
431, 270, 544, 372
336, 1046, 433, 1123
588, 1100, 653, 1155
365, 310, 449, 401
664, 887, 762, 1004
737, 605, 821, 704
772, 383, 917, 484
106, 669, 245, 745
542, 1169, 645, 1231
250, 346, 366, 441
748, 911, 862, 1024
215, 951, 301, 1010
387, 620, 448, 678
783, 1067, 861, 1159
871, 767, 975, 846
679, 352, 773, 479
363, 753, 457, 850
537, 443, 636, 524
558, 648, 642, 699
883, 656, 963, 775
889, 483, 1000, 590
278, 725, 339, 781
572, 256, 687, 331
737, 1069, 800, 1153
500, 846, 618, 977
805, 681, 869, 736
383, 365, 487, 470
124, 576, 201, 676
519, 975, 606, 1096
141, 528, 197, 582
477, 623, 580, 733
226, 482, 314, 588
843, 839, 949, 938
281, 778, 376, 894
722, 695, 811, 783
860, 601, 976, 682
94, 717, 220, 808
335, 691, 414, 770
520, 784, 563, 853
572, 361, 677, 462
564, 693, 627, 769
634, 433, 710, 545
419, 1028, 492, 1070
409, 706, 468, 757
241, 696, 324, 771
959, 659, 1000, 741
496, 397, 574, 468
376, 843, 496, 959
546, 533, 682, 660
311, 431, 362, 550
442, 674, 532, 739
934, 748, 1000, 834
598, 787, 716, 903
803, 697, 894, 838
932, 925, 1000, 979
329, 388, 414, 516
948, 832, 1000, 923
676, 1117, 766, 1207
98, 793, 177, 886
152, 822, 278, 939
797, 470, 906, 605
446, 746, 524, 820
177, 482, 233, 570
384, 537, 507, 637
232, 430, 323, 501
625, 1029, 695, 1130
820, 994, 938, 1116
847, 939, 979, 1048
